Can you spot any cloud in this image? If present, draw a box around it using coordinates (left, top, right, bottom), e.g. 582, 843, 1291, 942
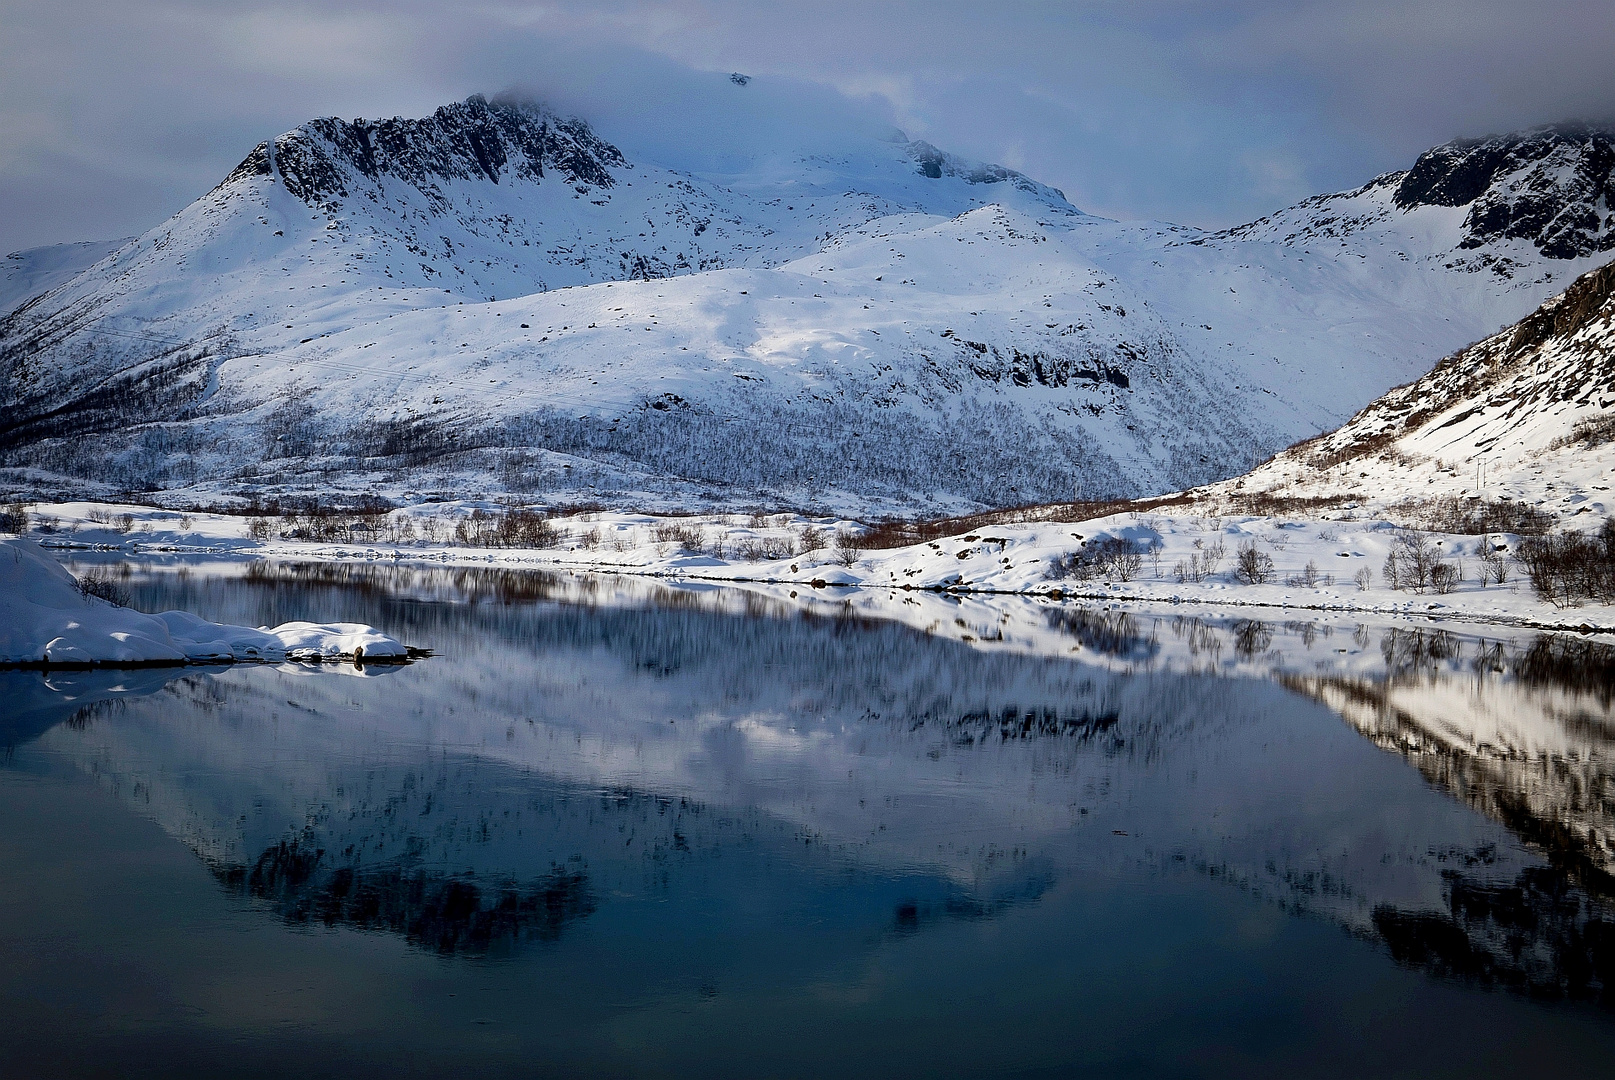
2, 0, 1611, 253
468, 40, 903, 174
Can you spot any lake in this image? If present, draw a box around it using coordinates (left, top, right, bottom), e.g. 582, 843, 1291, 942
3, 556, 1614, 1078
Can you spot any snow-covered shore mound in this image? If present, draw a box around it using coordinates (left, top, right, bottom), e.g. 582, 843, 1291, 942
0, 537, 407, 666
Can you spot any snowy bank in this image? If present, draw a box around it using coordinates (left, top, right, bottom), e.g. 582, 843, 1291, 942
0, 537, 408, 666
10, 501, 1615, 634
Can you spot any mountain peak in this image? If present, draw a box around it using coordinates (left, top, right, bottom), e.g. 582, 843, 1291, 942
1392, 124, 1615, 258
222, 95, 625, 210
902, 139, 1068, 203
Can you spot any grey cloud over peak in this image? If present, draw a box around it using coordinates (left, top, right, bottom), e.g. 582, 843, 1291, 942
2, 0, 1612, 254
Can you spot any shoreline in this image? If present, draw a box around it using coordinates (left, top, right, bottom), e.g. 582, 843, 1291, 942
13, 497, 1613, 645
36, 533, 1615, 641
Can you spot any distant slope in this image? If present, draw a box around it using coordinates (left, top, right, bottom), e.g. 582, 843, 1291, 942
1212, 257, 1615, 522
0, 239, 127, 317
1217, 123, 1615, 262
1, 103, 1612, 512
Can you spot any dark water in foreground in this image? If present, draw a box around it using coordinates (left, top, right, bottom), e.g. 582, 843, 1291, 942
4, 558, 1615, 1078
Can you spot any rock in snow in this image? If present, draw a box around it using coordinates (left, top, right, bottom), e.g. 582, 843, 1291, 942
0, 537, 407, 666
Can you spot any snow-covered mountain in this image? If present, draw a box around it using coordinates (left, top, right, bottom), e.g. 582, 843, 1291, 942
2, 99, 1611, 512
1210, 255, 1615, 515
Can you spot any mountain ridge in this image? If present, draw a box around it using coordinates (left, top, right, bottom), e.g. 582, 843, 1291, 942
1207, 255, 1615, 515
2, 99, 1612, 512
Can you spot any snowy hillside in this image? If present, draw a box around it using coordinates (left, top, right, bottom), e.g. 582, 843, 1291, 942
1208, 257, 1615, 517
0, 239, 126, 317
2, 99, 1611, 511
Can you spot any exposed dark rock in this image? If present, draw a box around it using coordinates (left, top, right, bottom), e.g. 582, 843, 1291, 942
222, 94, 625, 213
904, 139, 1069, 200
1394, 125, 1615, 259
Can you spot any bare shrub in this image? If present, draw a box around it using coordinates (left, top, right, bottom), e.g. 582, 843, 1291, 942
1285, 561, 1322, 588
1478, 541, 1509, 586
1430, 561, 1461, 594
0, 501, 28, 534
454, 508, 560, 548
1386, 496, 1553, 536
246, 517, 274, 540
1049, 537, 1145, 582
652, 522, 704, 553
1107, 540, 1144, 582
1050, 550, 1094, 582
579, 526, 602, 550
116, 513, 135, 532
1548, 414, 1615, 451
799, 526, 827, 554
1173, 543, 1229, 585
1353, 567, 1373, 591
833, 530, 864, 567
1383, 530, 1438, 592
1233, 541, 1275, 585
76, 567, 131, 607
1514, 520, 1615, 606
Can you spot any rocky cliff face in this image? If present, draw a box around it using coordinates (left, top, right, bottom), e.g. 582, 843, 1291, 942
220, 95, 626, 210
1213, 124, 1615, 273
1394, 125, 1615, 259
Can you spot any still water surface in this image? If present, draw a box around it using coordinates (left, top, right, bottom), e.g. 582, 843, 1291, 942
3, 558, 1615, 1077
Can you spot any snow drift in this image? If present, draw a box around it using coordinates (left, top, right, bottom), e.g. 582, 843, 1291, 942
0, 536, 407, 665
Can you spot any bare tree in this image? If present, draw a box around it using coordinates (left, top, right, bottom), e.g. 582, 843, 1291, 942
1234, 540, 1275, 585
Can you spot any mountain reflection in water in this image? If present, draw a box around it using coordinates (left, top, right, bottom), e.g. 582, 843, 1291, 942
12, 557, 1615, 1010
218, 829, 596, 956
1280, 626, 1615, 1004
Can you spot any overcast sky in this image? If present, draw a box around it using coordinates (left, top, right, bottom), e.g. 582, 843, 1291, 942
3, 0, 1612, 253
